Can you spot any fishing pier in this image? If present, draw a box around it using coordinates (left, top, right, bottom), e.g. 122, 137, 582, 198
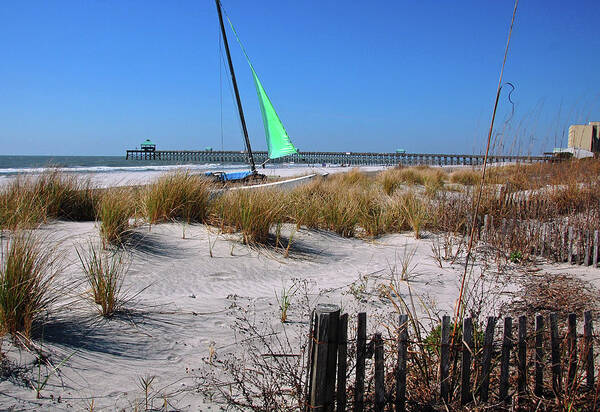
125, 149, 551, 166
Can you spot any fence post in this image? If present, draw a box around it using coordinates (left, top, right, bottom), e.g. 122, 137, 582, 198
550, 312, 562, 396
568, 226, 575, 264
535, 314, 544, 397
584, 311, 595, 390
567, 313, 577, 388
584, 231, 591, 266
461, 317, 474, 405
354, 312, 367, 412
480, 316, 496, 403
499, 317, 513, 403
440, 315, 451, 404
336, 314, 348, 412
309, 304, 340, 412
374, 333, 385, 412
594, 230, 599, 267
518, 315, 527, 395
395, 314, 408, 412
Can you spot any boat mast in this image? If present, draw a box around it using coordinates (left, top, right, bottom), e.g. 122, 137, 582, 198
215, 0, 256, 173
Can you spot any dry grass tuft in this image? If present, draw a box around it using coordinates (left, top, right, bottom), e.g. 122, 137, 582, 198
77, 241, 127, 317
0, 232, 60, 337
142, 171, 212, 225
211, 189, 285, 244
98, 188, 134, 247
0, 170, 98, 229
449, 169, 481, 186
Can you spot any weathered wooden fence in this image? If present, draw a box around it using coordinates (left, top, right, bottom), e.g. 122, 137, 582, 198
476, 212, 600, 267
306, 305, 597, 411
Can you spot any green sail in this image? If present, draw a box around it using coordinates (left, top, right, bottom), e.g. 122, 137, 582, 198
225, 14, 298, 159
250, 67, 297, 159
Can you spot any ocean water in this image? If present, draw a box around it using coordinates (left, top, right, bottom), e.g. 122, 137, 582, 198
0, 155, 242, 176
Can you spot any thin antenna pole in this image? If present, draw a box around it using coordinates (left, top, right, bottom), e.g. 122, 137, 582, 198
215, 0, 256, 173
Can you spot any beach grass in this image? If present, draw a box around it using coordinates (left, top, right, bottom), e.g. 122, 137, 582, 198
0, 170, 98, 230
211, 188, 285, 244
0, 231, 60, 337
142, 171, 212, 225
77, 241, 126, 317
98, 188, 134, 247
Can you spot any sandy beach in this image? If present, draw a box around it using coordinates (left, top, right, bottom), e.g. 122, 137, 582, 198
1, 164, 600, 411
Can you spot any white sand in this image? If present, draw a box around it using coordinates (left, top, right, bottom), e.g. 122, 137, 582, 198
1, 220, 526, 410
0, 165, 390, 189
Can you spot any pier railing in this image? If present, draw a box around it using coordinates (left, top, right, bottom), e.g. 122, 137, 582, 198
125, 150, 551, 166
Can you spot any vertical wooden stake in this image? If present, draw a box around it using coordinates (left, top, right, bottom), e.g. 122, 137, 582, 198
535, 314, 545, 397
440, 315, 451, 404
594, 230, 599, 267
568, 226, 574, 264
309, 304, 340, 412
395, 314, 408, 412
499, 317, 513, 403
461, 317, 474, 405
584, 230, 591, 266
567, 313, 577, 388
518, 315, 527, 394
550, 312, 562, 396
374, 333, 385, 412
354, 312, 367, 412
480, 316, 496, 403
336, 314, 348, 412
584, 311, 595, 391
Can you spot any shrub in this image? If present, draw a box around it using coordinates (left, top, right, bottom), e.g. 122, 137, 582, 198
77, 241, 126, 317
0, 232, 60, 337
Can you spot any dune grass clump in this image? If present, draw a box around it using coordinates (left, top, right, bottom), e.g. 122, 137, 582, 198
0, 232, 60, 338
399, 192, 430, 239
77, 241, 126, 317
0, 170, 98, 229
212, 189, 285, 244
98, 188, 134, 247
143, 171, 212, 225
450, 169, 481, 186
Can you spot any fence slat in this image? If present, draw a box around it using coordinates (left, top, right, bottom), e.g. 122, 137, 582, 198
535, 314, 544, 397
395, 314, 408, 412
374, 333, 385, 412
584, 311, 595, 390
461, 317, 474, 405
440, 315, 451, 403
584, 230, 591, 266
550, 312, 562, 396
309, 304, 340, 412
480, 316, 497, 402
500, 317, 513, 403
518, 315, 527, 394
354, 312, 367, 412
594, 230, 599, 267
336, 314, 348, 412
568, 226, 574, 264
567, 313, 577, 388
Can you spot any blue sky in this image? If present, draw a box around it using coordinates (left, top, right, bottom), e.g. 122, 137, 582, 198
1, 0, 599, 156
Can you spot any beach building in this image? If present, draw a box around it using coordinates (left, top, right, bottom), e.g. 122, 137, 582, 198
568, 122, 599, 153
140, 139, 156, 152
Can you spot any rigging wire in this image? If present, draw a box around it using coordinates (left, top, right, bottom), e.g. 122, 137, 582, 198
453, 0, 519, 332
218, 26, 246, 153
